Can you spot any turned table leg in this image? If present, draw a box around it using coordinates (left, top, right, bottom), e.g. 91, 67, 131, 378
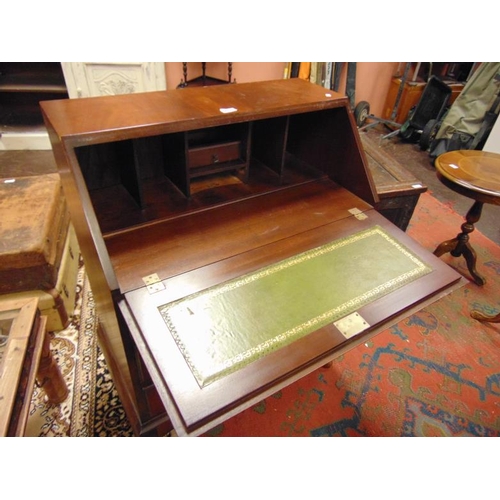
433, 200, 486, 286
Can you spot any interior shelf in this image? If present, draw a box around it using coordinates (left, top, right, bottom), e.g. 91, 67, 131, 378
75, 108, 355, 236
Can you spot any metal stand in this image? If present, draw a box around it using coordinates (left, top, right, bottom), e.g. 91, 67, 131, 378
358, 62, 413, 141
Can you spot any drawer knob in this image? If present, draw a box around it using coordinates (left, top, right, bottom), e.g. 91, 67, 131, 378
211, 154, 219, 163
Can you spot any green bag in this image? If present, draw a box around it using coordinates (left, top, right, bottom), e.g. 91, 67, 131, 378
429, 62, 500, 159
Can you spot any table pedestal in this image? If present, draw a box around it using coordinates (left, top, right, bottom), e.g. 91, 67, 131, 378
433, 200, 486, 285
432, 150, 500, 323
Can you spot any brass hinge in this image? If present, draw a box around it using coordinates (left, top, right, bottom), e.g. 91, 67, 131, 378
334, 312, 370, 339
142, 273, 165, 294
348, 207, 368, 221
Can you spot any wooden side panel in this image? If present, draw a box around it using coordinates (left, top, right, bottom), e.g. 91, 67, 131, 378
41, 122, 145, 434
287, 107, 378, 206
162, 132, 189, 197
252, 116, 289, 179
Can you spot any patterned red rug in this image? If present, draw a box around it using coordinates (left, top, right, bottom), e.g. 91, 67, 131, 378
25, 190, 500, 437
204, 191, 500, 437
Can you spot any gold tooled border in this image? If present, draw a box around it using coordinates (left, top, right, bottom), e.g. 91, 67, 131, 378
159, 226, 432, 387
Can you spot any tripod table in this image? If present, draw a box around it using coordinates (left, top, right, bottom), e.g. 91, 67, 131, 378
433, 150, 500, 322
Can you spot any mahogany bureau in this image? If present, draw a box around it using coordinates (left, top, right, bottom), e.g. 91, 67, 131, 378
40, 79, 461, 436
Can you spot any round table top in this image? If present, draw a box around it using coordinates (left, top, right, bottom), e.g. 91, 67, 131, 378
435, 150, 500, 202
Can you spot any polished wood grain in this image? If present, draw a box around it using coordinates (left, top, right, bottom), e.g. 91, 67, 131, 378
435, 150, 500, 202
41, 79, 346, 142
105, 179, 372, 293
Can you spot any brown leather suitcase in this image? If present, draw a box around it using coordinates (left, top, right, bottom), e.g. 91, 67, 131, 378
0, 174, 79, 330
0, 174, 68, 293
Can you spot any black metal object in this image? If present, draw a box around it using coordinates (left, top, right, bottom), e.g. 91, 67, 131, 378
400, 76, 452, 142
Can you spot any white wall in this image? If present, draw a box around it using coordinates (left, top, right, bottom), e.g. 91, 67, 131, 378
483, 116, 500, 153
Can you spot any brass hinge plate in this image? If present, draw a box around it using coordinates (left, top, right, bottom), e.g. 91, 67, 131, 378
348, 207, 368, 221
142, 273, 165, 294
334, 312, 370, 339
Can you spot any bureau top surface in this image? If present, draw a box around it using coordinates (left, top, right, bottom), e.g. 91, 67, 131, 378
40, 79, 348, 144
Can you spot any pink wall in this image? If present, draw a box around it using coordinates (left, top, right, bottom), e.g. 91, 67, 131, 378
164, 62, 400, 117
164, 62, 285, 88
349, 62, 400, 117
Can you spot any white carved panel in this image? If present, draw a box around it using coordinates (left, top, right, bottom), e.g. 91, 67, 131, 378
61, 62, 166, 98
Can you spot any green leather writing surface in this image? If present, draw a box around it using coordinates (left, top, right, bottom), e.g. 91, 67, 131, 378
159, 226, 432, 387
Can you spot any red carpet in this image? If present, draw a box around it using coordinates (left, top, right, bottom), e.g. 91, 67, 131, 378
204, 191, 500, 437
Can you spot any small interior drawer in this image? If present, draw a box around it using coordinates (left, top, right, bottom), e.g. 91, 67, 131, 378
188, 141, 242, 170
